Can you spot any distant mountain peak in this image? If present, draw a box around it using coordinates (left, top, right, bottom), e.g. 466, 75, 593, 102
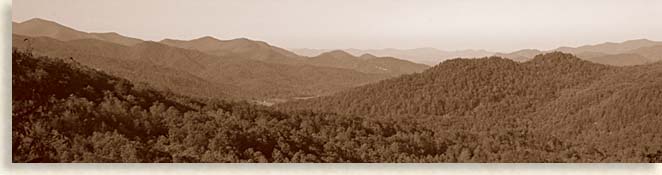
19, 17, 71, 29
359, 53, 378, 59
194, 36, 221, 42
158, 38, 179, 42
319, 50, 355, 58
229, 38, 272, 45
23, 18, 54, 23
14, 18, 143, 46
623, 38, 654, 44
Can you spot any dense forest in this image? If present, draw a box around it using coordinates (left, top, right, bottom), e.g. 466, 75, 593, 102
13, 49, 662, 162
279, 52, 662, 162
12, 34, 390, 100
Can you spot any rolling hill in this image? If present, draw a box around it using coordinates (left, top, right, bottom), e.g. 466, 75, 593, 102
307, 50, 429, 75
628, 45, 662, 62
494, 49, 543, 62
13, 34, 388, 100
292, 48, 495, 65
495, 39, 662, 66
16, 48, 662, 162
161, 37, 430, 75
279, 52, 613, 116
13, 18, 429, 79
584, 53, 652, 66
278, 52, 662, 162
160, 36, 304, 65
13, 18, 143, 46
555, 39, 662, 54
11, 49, 410, 163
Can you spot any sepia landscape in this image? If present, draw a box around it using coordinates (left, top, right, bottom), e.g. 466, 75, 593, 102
11, 1, 662, 163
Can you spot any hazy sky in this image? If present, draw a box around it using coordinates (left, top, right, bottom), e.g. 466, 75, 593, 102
12, 0, 662, 52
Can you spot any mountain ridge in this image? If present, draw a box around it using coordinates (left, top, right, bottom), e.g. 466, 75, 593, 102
496, 39, 662, 66
13, 34, 389, 100
13, 18, 144, 46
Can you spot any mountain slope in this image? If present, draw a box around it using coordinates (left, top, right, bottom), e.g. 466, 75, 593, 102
13, 18, 143, 46
160, 36, 304, 65
161, 37, 430, 75
584, 53, 651, 66
628, 45, 662, 62
293, 48, 495, 65
496, 39, 662, 66
555, 39, 662, 54
307, 50, 430, 75
494, 49, 543, 62
14, 49, 662, 162
14, 18, 427, 78
280, 52, 611, 116
11, 49, 540, 163
13, 34, 387, 100
277, 52, 662, 162
13, 35, 241, 99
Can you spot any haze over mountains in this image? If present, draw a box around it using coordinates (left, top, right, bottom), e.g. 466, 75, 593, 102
12, 17, 662, 104
294, 40, 662, 67
12, 18, 429, 102
292, 48, 495, 65
158, 36, 429, 75
15, 17, 662, 69
496, 39, 662, 66
12, 17, 662, 163
13, 18, 144, 46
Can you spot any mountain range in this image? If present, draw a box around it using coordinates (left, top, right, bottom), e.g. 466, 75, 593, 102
292, 48, 495, 65
12, 18, 662, 163
12, 18, 429, 102
294, 40, 662, 67
13, 18, 143, 46
158, 36, 429, 75
278, 52, 662, 162
496, 39, 662, 66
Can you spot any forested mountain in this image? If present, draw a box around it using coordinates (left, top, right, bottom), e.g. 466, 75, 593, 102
13, 18, 143, 46
13, 34, 387, 100
494, 49, 543, 62
308, 50, 430, 75
280, 52, 612, 116
14, 18, 426, 78
555, 39, 662, 54
14, 50, 661, 162
278, 52, 662, 162
12, 18, 662, 163
629, 45, 662, 62
495, 39, 662, 66
292, 48, 495, 65
12, 49, 394, 162
160, 36, 304, 65
584, 53, 651, 66
161, 37, 430, 75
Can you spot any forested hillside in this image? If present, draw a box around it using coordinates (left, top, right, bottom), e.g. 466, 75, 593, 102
13, 18, 143, 46
307, 50, 429, 76
280, 52, 612, 116
494, 39, 662, 66
12, 34, 387, 100
9, 49, 492, 163
161, 36, 430, 75
279, 52, 662, 162
13, 50, 662, 162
